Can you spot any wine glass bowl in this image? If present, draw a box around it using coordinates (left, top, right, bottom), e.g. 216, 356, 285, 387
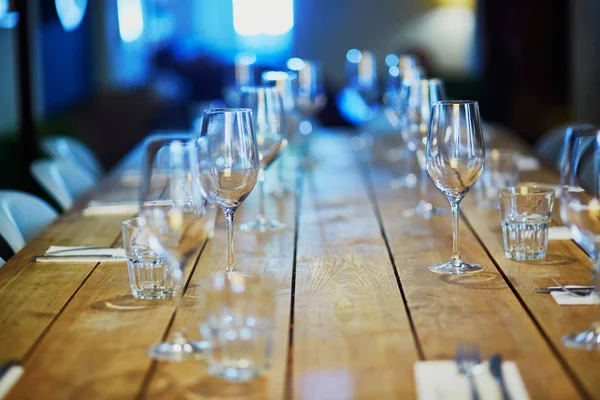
426, 100, 486, 274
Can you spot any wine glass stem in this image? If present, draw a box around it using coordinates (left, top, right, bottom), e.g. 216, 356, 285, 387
223, 207, 236, 272
419, 163, 428, 202
258, 168, 266, 221
450, 199, 462, 265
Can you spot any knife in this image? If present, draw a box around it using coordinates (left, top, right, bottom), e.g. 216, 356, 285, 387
536, 286, 594, 295
32, 254, 126, 261
489, 354, 511, 400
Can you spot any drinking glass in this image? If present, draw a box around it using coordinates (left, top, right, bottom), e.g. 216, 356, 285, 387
122, 217, 176, 300
199, 272, 277, 381
261, 70, 300, 196
398, 78, 447, 218
426, 100, 486, 274
197, 108, 260, 271
474, 149, 520, 209
238, 86, 286, 232
498, 185, 555, 260
383, 53, 421, 109
345, 49, 379, 115
139, 134, 213, 360
560, 130, 600, 349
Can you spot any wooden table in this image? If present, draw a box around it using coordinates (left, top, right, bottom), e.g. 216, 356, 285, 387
0, 129, 598, 399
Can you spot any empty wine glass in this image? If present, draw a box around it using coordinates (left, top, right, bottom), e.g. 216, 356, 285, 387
238, 86, 286, 232
295, 60, 327, 166
139, 134, 213, 360
426, 101, 486, 274
261, 70, 300, 196
398, 78, 447, 218
560, 130, 600, 349
197, 108, 260, 272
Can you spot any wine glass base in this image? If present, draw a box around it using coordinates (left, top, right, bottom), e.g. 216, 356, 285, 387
240, 218, 286, 233
562, 324, 600, 350
402, 202, 447, 219
429, 262, 483, 275
147, 339, 209, 361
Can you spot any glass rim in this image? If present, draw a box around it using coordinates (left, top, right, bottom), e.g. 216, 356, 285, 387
203, 108, 252, 115
432, 100, 478, 106
261, 70, 298, 80
121, 216, 143, 228
498, 184, 556, 196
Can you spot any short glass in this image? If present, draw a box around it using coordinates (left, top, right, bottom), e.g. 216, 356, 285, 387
498, 185, 555, 260
475, 149, 520, 209
121, 217, 176, 300
199, 272, 277, 382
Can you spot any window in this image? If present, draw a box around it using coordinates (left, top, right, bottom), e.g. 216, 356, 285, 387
232, 0, 293, 36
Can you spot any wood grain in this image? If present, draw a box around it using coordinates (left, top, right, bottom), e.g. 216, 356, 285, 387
143, 163, 297, 400
292, 134, 419, 399
364, 143, 582, 399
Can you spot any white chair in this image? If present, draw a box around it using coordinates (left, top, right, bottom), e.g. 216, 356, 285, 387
41, 136, 103, 180
30, 159, 96, 211
0, 191, 58, 253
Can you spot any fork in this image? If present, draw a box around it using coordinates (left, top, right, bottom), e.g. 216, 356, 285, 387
456, 343, 482, 400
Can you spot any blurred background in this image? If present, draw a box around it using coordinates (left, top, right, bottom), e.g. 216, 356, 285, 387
0, 0, 598, 195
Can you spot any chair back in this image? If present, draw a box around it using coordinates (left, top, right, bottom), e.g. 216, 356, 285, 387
0, 191, 58, 252
41, 136, 103, 180
534, 123, 596, 170
31, 159, 96, 210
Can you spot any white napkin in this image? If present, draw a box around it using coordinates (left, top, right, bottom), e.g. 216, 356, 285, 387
551, 288, 600, 305
0, 364, 23, 399
415, 360, 530, 400
36, 246, 127, 263
549, 226, 572, 240
82, 201, 139, 216
517, 156, 541, 171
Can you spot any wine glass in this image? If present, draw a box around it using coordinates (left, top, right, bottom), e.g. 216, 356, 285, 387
261, 70, 300, 196
398, 78, 447, 218
238, 86, 286, 232
197, 108, 260, 271
560, 130, 600, 349
294, 60, 327, 166
426, 100, 486, 274
139, 134, 212, 360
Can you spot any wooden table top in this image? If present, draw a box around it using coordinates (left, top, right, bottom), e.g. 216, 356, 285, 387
0, 129, 598, 399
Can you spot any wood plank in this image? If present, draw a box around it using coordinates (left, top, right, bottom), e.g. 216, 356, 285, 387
143, 163, 297, 400
0, 214, 125, 362
292, 133, 419, 399
364, 145, 582, 399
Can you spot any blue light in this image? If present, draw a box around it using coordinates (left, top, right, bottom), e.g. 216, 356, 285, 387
385, 54, 399, 67
117, 0, 144, 43
287, 58, 305, 71
346, 49, 362, 64
232, 0, 294, 36
55, 0, 87, 32
389, 66, 400, 77
0, 0, 18, 29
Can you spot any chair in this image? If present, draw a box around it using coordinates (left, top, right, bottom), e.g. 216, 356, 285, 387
40, 136, 103, 180
0, 191, 58, 253
0, 257, 4, 268
534, 124, 596, 170
30, 159, 96, 211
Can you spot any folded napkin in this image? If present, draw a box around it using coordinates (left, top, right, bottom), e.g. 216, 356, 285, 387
551, 288, 600, 305
549, 226, 572, 240
0, 363, 23, 400
36, 246, 127, 263
414, 360, 530, 400
517, 156, 541, 171
82, 201, 139, 216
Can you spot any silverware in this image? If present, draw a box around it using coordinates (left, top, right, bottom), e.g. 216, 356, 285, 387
489, 353, 511, 400
551, 278, 592, 297
456, 343, 481, 400
536, 286, 594, 295
33, 254, 126, 261
44, 247, 114, 255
